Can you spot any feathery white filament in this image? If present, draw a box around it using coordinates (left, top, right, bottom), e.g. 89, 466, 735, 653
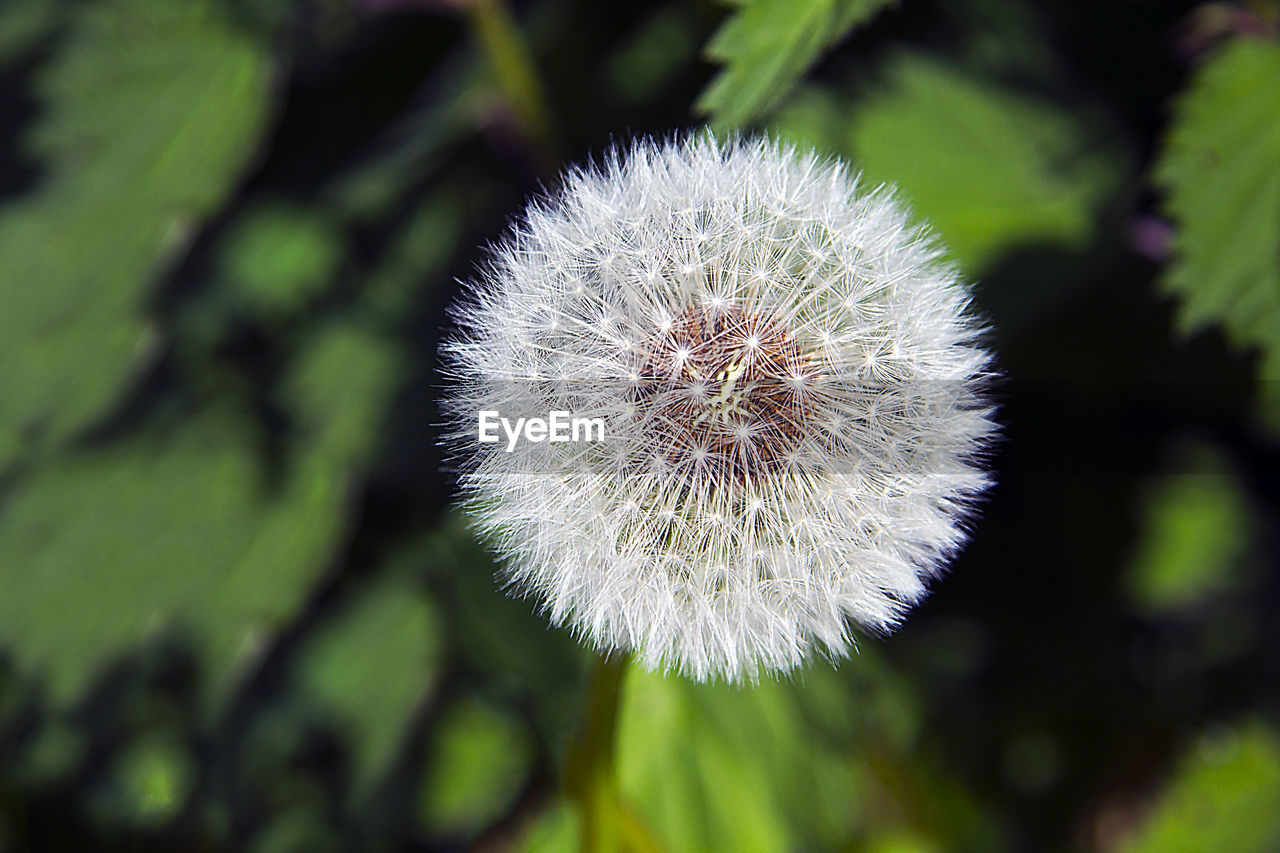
444, 136, 996, 682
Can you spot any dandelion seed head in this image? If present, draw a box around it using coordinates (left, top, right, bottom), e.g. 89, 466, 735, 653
443, 136, 997, 682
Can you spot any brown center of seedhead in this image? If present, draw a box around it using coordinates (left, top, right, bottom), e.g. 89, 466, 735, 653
634, 306, 823, 482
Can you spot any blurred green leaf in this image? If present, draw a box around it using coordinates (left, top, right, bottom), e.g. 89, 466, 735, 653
217, 202, 344, 319
1154, 39, 1280, 427
1122, 723, 1280, 853
296, 572, 442, 797
617, 667, 859, 851
617, 659, 995, 851
420, 698, 534, 838
696, 0, 894, 131
0, 0, 63, 64
92, 732, 194, 828
249, 808, 343, 853
422, 515, 591, 753
359, 189, 469, 323
775, 52, 1125, 273
235, 701, 342, 830
280, 322, 403, 467
0, 322, 401, 708
1001, 730, 1062, 795
1127, 445, 1252, 613
519, 799, 580, 852
865, 830, 945, 853
325, 58, 486, 226
16, 719, 88, 786
604, 6, 701, 105
0, 0, 274, 469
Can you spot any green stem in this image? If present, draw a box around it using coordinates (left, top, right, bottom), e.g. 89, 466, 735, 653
566, 652, 649, 853
463, 0, 557, 166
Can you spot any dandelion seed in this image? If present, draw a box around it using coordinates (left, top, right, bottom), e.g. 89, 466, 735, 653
443, 136, 997, 682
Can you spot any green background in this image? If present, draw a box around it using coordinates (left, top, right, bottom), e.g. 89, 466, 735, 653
1, 0, 1278, 850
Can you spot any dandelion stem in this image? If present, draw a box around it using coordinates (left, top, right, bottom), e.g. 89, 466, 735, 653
462, 0, 557, 165
565, 652, 661, 852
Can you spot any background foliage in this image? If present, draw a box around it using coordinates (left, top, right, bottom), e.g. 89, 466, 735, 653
1, 0, 1278, 850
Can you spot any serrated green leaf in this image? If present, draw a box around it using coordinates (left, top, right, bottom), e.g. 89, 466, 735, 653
776, 52, 1126, 274
0, 174, 459, 709
296, 573, 443, 797
696, 0, 894, 131
1122, 723, 1280, 853
0, 322, 402, 708
0, 0, 274, 470
1154, 40, 1280, 426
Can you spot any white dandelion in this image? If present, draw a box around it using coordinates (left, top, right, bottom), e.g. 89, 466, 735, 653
443, 135, 996, 683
